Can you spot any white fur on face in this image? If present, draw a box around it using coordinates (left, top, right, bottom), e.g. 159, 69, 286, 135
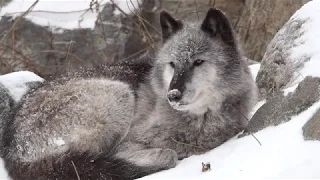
163, 65, 174, 91
168, 64, 221, 114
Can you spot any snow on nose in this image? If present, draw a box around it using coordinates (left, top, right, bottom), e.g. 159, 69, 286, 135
167, 89, 182, 102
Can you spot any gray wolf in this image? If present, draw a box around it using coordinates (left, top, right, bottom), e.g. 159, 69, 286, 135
0, 8, 257, 180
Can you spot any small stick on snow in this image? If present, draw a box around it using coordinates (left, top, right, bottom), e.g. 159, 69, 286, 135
171, 137, 207, 151
233, 105, 262, 146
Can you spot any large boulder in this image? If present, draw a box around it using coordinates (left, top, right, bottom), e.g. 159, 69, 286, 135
0, 0, 11, 6
256, 0, 320, 99
235, 0, 310, 61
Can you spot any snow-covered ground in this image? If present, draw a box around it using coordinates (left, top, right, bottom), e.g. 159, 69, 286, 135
1, 0, 320, 179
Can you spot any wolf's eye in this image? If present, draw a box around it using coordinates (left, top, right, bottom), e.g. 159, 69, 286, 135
169, 62, 175, 68
194, 59, 204, 66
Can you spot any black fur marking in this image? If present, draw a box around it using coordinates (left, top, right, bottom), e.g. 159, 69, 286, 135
160, 10, 183, 42
201, 8, 236, 47
168, 67, 193, 95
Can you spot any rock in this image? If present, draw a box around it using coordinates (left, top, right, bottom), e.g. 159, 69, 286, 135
243, 76, 320, 135
93, 1, 161, 64
0, 0, 11, 7
256, 18, 308, 99
235, 0, 310, 61
303, 108, 320, 141
255, 0, 320, 99
0, 0, 161, 77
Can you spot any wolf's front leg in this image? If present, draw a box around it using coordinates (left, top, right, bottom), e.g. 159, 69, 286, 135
115, 142, 178, 174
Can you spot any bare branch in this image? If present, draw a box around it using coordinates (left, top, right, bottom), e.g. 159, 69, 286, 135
0, 0, 39, 45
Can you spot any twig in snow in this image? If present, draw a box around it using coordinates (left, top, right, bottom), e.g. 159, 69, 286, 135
171, 137, 207, 151
233, 105, 262, 146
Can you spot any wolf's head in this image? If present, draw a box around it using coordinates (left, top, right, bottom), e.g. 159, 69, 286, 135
151, 8, 249, 115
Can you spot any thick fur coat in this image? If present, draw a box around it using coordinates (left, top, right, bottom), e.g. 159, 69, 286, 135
0, 8, 257, 180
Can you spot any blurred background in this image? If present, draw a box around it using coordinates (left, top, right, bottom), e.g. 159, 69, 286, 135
0, 0, 310, 78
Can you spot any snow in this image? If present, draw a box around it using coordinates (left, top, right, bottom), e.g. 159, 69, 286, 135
285, 0, 320, 86
283, 84, 299, 96
0, 71, 44, 102
0, 160, 9, 180
140, 100, 320, 179
249, 63, 260, 81
0, 0, 141, 30
53, 138, 66, 146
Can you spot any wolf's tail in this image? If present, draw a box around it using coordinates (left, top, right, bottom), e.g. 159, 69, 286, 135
2, 151, 161, 180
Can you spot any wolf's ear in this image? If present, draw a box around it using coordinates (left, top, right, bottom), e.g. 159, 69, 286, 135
201, 8, 235, 47
160, 11, 182, 42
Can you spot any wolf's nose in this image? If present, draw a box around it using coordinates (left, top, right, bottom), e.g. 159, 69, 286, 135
167, 90, 182, 102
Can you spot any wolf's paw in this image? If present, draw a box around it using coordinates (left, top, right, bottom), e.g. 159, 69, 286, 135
158, 148, 178, 169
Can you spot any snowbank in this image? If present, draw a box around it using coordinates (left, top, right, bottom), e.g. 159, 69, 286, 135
288, 0, 320, 86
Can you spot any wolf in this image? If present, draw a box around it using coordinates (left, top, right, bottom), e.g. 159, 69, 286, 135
0, 8, 257, 180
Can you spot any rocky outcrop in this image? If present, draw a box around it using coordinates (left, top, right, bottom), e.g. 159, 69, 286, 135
244, 76, 320, 135
0, 1, 161, 77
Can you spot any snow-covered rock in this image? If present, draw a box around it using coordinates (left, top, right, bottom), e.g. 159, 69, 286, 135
244, 76, 320, 134
256, 0, 320, 99
0, 71, 44, 102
